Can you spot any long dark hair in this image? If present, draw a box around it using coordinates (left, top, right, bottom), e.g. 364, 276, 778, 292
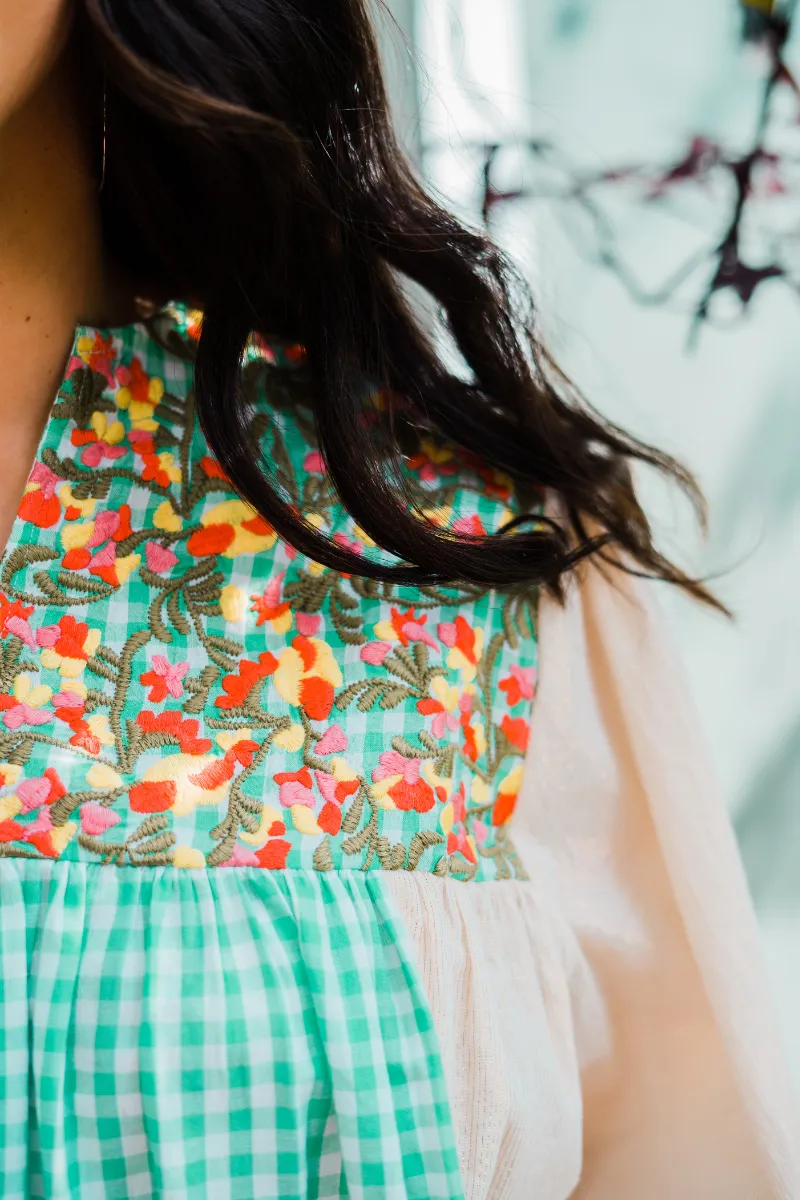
77, 0, 713, 603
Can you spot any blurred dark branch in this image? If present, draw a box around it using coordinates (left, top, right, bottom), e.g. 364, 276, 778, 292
422, 0, 800, 340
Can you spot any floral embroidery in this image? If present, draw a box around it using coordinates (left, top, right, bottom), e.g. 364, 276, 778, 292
0, 304, 540, 879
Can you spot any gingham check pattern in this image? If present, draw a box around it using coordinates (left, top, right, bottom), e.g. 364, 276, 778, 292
0, 859, 465, 1199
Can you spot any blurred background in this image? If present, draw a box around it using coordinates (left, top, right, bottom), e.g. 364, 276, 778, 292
377, 0, 800, 1082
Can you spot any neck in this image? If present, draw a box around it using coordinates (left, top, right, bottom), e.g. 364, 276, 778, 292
0, 57, 107, 351
0, 56, 118, 558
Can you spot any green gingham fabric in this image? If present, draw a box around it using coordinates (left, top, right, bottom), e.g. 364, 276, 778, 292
0, 860, 464, 1199
0, 305, 541, 1195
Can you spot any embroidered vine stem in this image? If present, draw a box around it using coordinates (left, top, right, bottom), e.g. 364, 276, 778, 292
87, 627, 151, 773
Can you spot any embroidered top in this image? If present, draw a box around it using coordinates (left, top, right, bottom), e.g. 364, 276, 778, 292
0, 303, 539, 879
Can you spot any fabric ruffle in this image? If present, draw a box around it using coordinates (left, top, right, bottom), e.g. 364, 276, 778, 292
0, 859, 464, 1200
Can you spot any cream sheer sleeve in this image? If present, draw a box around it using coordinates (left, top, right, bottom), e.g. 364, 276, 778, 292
516, 554, 800, 1199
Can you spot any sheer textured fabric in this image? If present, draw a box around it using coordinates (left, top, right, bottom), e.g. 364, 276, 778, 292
390, 556, 800, 1199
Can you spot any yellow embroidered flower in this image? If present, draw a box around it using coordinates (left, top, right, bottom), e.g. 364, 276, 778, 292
220, 584, 245, 623
61, 520, 95, 552
493, 764, 523, 826
187, 499, 277, 560
0, 792, 22, 822
471, 776, 490, 806
421, 505, 453, 528
273, 636, 343, 721
116, 357, 165, 430
352, 524, 376, 549
291, 805, 323, 835
273, 723, 305, 752
90, 410, 125, 448
174, 845, 206, 869
86, 763, 123, 790
85, 714, 115, 749
240, 801, 284, 846
421, 761, 452, 804
153, 499, 183, 532
58, 484, 97, 520
12, 674, 53, 710
40, 617, 102, 678
50, 823, 77, 856
142, 452, 181, 487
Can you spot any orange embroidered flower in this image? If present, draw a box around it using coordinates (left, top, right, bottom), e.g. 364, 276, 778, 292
129, 724, 249, 815
371, 751, 436, 813
274, 636, 343, 721
71, 411, 127, 466
199, 455, 229, 481
250, 573, 292, 634
39, 616, 101, 678
437, 616, 483, 682
18, 462, 61, 529
136, 710, 213, 755
500, 715, 529, 753
373, 607, 438, 650
0, 595, 34, 642
493, 764, 523, 826
115, 357, 164, 429
21, 807, 76, 859
73, 331, 116, 378
215, 652, 278, 710
187, 499, 277, 559
499, 665, 536, 707
417, 676, 460, 739
439, 782, 477, 864
141, 451, 181, 488
405, 439, 458, 483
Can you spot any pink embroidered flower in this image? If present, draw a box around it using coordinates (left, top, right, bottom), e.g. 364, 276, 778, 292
499, 665, 536, 707
295, 612, 321, 636
438, 615, 483, 682
140, 656, 190, 703
373, 607, 439, 652
250, 573, 292, 634
371, 751, 436, 813
145, 542, 179, 574
18, 461, 61, 529
416, 677, 460, 739
17, 769, 66, 814
0, 674, 53, 730
360, 641, 391, 666
219, 843, 261, 868
273, 768, 316, 809
303, 451, 325, 473
452, 514, 487, 537
440, 782, 477, 865
80, 801, 122, 837
315, 724, 348, 756
71, 412, 127, 466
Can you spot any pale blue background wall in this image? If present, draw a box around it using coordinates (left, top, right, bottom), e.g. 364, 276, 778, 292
380, 0, 800, 1080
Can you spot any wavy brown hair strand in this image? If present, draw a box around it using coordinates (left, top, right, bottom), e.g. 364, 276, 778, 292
77, 0, 718, 605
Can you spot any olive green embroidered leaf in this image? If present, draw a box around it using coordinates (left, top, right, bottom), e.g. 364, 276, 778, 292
183, 664, 221, 715
405, 830, 444, 872
340, 788, 365, 835
313, 837, 334, 871
207, 832, 237, 867
70, 475, 112, 502
341, 825, 372, 856
1, 543, 59, 588
448, 852, 479, 882
0, 636, 34, 693
53, 366, 113, 424
389, 843, 406, 871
